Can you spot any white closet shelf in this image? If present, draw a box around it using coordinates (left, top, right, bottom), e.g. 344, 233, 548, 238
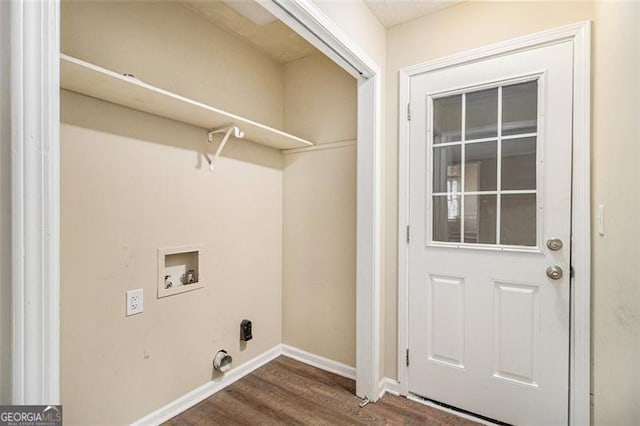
60, 54, 314, 150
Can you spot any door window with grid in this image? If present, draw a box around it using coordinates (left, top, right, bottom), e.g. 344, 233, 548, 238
430, 80, 539, 247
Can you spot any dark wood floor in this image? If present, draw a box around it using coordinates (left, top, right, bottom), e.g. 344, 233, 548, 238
165, 356, 479, 425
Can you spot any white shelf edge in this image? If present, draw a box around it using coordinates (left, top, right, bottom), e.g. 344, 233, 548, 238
60, 54, 314, 150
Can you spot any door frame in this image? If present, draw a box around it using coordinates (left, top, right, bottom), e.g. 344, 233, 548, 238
258, 0, 383, 401
11, 0, 383, 404
9, 0, 61, 404
396, 22, 591, 425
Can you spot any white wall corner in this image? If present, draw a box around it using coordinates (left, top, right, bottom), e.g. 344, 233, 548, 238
356, 73, 383, 402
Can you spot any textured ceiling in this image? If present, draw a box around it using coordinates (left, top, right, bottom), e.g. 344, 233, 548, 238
182, 0, 317, 64
364, 0, 461, 28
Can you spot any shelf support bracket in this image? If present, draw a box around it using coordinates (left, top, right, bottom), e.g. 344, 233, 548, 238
205, 126, 245, 171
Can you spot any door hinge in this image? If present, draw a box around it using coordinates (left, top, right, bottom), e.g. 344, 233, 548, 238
406, 348, 410, 367
407, 103, 411, 121
406, 225, 410, 243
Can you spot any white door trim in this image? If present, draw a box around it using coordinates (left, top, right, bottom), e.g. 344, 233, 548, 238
13, 0, 383, 404
10, 0, 61, 404
397, 21, 591, 425
259, 0, 383, 401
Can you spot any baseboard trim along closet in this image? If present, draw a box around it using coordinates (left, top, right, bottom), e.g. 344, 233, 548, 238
131, 345, 403, 425
281, 139, 356, 155
379, 377, 401, 399
130, 345, 282, 426
280, 344, 356, 380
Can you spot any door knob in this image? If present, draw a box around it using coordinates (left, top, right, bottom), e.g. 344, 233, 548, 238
546, 238, 563, 251
546, 265, 563, 280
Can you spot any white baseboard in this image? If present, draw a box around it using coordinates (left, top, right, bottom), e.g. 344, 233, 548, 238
279, 346, 403, 403
379, 377, 401, 398
131, 345, 282, 426
132, 344, 362, 425
132, 343, 495, 426
281, 344, 356, 380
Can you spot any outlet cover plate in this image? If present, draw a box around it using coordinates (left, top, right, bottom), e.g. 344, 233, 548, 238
126, 289, 144, 316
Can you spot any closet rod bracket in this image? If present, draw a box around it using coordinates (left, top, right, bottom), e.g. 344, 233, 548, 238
205, 126, 245, 171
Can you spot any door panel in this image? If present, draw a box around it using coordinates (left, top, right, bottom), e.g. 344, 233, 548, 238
408, 41, 573, 425
427, 274, 465, 368
493, 281, 540, 386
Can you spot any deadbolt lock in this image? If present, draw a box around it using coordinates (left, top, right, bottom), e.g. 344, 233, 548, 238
546, 238, 563, 251
546, 265, 563, 280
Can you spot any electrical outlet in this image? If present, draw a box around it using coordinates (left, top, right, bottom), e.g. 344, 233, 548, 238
126, 289, 144, 316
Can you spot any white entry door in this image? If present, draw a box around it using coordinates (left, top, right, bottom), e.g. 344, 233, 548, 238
408, 41, 573, 425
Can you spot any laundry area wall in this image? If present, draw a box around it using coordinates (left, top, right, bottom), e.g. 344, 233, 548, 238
59, 1, 356, 424
282, 52, 357, 367
55, 0, 640, 424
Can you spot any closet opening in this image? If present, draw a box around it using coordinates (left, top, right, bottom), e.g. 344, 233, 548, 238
59, 1, 360, 423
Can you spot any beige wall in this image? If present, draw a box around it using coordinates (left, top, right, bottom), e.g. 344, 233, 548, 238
282, 52, 357, 366
282, 144, 357, 366
0, 0, 11, 405
384, 1, 640, 424
61, 2, 285, 424
590, 2, 640, 423
284, 53, 357, 144
61, 92, 283, 425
